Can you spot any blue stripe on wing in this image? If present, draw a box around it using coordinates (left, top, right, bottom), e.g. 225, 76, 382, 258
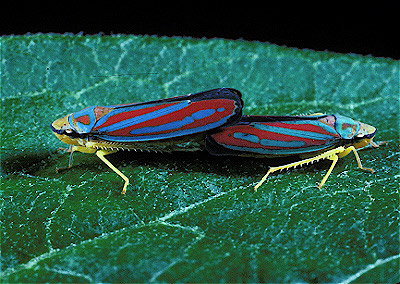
219, 143, 334, 155
129, 109, 216, 135
96, 101, 190, 133
254, 123, 336, 141
233, 132, 307, 148
94, 118, 230, 142
283, 120, 338, 135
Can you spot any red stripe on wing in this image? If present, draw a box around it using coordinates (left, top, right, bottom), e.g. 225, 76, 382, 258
92, 102, 180, 131
267, 122, 337, 136
106, 98, 237, 137
212, 124, 334, 150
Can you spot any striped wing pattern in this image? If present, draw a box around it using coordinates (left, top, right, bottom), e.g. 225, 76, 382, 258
206, 116, 342, 156
70, 88, 243, 142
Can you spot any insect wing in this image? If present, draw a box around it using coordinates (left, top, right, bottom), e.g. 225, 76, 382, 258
88, 88, 243, 142
206, 115, 342, 156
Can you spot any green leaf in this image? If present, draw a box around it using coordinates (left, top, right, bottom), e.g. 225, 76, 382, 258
1, 34, 399, 283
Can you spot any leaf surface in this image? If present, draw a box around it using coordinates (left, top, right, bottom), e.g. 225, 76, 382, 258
1, 34, 399, 283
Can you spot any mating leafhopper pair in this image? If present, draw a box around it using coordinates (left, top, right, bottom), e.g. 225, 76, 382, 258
51, 88, 380, 194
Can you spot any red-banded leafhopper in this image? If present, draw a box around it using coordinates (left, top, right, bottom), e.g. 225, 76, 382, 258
206, 114, 382, 190
51, 88, 243, 194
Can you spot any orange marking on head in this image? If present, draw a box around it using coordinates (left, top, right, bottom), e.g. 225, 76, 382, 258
76, 115, 91, 125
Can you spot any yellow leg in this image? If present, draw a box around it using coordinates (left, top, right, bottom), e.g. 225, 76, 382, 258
56, 145, 97, 172
96, 150, 130, 195
339, 146, 374, 173
317, 154, 338, 188
254, 147, 346, 191
254, 144, 376, 191
254, 168, 274, 192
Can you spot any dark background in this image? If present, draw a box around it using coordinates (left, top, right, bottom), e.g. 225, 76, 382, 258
3, 3, 398, 59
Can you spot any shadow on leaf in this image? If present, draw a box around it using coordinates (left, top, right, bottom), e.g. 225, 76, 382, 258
1, 151, 54, 175
107, 150, 331, 178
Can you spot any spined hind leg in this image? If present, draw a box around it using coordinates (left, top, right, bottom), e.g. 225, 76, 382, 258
96, 150, 130, 195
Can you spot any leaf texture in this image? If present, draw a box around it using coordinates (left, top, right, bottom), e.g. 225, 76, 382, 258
1, 34, 399, 283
